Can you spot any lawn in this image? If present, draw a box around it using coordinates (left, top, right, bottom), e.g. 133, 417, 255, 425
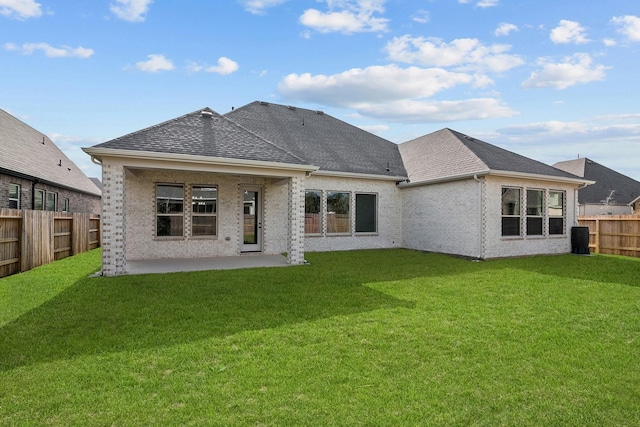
1, 248, 639, 426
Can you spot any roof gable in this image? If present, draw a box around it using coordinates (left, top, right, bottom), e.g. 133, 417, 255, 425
399, 128, 582, 184
92, 107, 307, 166
226, 102, 406, 178
554, 158, 640, 204
0, 109, 101, 196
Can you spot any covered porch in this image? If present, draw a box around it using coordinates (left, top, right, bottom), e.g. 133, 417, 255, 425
125, 253, 291, 275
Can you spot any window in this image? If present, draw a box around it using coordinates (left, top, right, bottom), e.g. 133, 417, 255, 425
327, 192, 350, 234
305, 190, 322, 234
61, 198, 70, 212
191, 186, 217, 236
355, 193, 377, 233
526, 189, 544, 236
156, 184, 184, 237
501, 187, 521, 236
548, 191, 565, 235
46, 192, 57, 211
34, 189, 45, 210
9, 184, 20, 209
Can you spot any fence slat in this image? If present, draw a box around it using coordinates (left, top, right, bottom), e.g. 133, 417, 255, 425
578, 215, 640, 258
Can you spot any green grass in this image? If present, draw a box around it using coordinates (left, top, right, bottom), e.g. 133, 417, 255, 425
1, 249, 639, 426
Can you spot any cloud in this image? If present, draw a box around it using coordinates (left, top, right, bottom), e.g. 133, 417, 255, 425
384, 35, 524, 73
612, 15, 640, 42
187, 57, 239, 75
495, 22, 517, 37
4, 42, 94, 58
300, 0, 389, 34
477, 0, 498, 7
135, 54, 174, 72
238, 0, 290, 14
0, 0, 42, 19
278, 64, 517, 123
550, 20, 590, 44
522, 53, 608, 89
411, 9, 429, 24
110, 0, 152, 22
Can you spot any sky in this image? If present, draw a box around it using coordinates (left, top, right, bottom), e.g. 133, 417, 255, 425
2, 0, 639, 182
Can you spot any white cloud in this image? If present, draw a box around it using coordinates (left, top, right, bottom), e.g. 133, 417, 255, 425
603, 38, 617, 47
612, 15, 640, 42
522, 53, 608, 90
4, 42, 94, 58
550, 20, 590, 44
110, 0, 152, 22
495, 22, 517, 37
278, 64, 516, 123
0, 0, 41, 19
411, 9, 429, 24
477, 0, 498, 7
300, 0, 389, 34
384, 35, 524, 73
135, 54, 174, 72
188, 57, 239, 75
238, 0, 290, 14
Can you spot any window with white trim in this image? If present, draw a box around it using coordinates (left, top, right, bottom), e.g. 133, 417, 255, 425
548, 191, 565, 235
9, 184, 20, 209
355, 193, 377, 233
46, 192, 57, 211
34, 189, 45, 210
305, 190, 322, 234
327, 191, 350, 234
61, 197, 70, 212
191, 186, 217, 236
501, 187, 521, 236
526, 189, 544, 236
156, 184, 184, 237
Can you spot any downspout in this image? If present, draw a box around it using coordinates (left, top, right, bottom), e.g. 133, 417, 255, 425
575, 182, 589, 224
473, 174, 483, 260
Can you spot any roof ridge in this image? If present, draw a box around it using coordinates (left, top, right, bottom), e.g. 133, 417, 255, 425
443, 128, 491, 170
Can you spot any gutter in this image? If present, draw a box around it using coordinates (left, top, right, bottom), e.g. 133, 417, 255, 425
312, 169, 407, 182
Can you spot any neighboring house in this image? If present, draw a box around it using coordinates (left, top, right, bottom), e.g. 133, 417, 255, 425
553, 158, 640, 215
0, 108, 101, 213
83, 101, 592, 276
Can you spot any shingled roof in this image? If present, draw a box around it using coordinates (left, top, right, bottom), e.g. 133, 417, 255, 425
226, 101, 406, 178
91, 107, 308, 166
399, 128, 583, 184
553, 157, 640, 205
0, 108, 101, 196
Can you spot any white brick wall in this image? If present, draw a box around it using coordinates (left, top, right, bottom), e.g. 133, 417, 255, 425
303, 176, 403, 253
402, 179, 482, 258
101, 160, 126, 276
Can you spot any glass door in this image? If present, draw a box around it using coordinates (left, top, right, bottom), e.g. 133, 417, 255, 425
241, 186, 262, 252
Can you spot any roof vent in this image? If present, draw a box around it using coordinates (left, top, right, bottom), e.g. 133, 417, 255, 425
259, 101, 269, 106
288, 105, 296, 110
315, 110, 324, 115
201, 110, 213, 118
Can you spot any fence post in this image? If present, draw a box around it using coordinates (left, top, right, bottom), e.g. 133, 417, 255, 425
595, 218, 600, 254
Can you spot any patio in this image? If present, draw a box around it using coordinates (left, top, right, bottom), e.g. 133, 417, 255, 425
125, 254, 291, 275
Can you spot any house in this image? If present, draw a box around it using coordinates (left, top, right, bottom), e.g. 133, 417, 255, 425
553, 157, 640, 215
83, 101, 592, 276
0, 108, 101, 213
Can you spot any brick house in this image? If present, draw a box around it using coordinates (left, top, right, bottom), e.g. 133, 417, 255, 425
83, 101, 592, 276
0, 108, 101, 213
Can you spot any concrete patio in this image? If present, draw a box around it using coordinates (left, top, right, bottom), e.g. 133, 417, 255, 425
125, 254, 291, 275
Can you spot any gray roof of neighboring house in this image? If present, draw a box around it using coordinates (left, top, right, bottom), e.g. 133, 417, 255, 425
92, 107, 308, 166
553, 157, 640, 205
225, 101, 406, 178
0, 108, 101, 196
399, 128, 582, 184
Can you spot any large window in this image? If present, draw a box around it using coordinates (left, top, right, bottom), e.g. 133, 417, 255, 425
34, 189, 45, 211
46, 192, 57, 211
305, 190, 322, 234
501, 187, 521, 236
9, 184, 20, 209
191, 186, 217, 236
548, 191, 565, 235
156, 184, 184, 237
355, 193, 377, 233
327, 191, 350, 234
526, 189, 544, 236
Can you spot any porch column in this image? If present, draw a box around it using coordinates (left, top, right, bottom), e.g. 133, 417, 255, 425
287, 174, 306, 265
101, 161, 126, 276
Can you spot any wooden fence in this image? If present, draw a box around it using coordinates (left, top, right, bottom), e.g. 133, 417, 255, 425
578, 215, 640, 258
0, 208, 100, 278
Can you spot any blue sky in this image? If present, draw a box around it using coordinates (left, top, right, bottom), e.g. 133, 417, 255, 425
2, 0, 639, 181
